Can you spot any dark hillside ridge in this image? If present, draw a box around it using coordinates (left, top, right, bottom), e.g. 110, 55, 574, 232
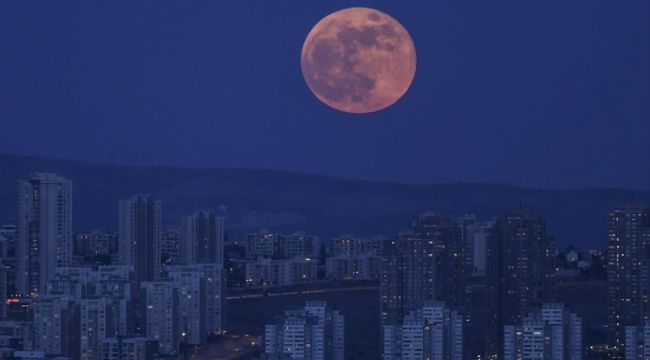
1, 153, 647, 248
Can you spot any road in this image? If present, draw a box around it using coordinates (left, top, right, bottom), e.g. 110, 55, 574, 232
226, 284, 378, 300
170, 334, 260, 360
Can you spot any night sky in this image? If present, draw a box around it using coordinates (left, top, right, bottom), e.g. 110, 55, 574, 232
1, 1, 648, 189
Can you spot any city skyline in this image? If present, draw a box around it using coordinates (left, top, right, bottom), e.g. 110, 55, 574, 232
0, 1, 647, 359
0, 171, 648, 359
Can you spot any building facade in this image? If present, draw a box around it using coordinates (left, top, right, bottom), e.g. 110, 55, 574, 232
0, 224, 18, 302
325, 252, 380, 280
503, 303, 582, 360
485, 209, 556, 358
380, 213, 470, 328
165, 263, 226, 344
607, 204, 650, 353
180, 210, 224, 265
140, 281, 178, 355
79, 298, 114, 360
160, 229, 181, 266
16, 173, 73, 298
625, 321, 650, 360
246, 230, 318, 260
245, 257, 318, 287
383, 301, 464, 360
101, 336, 159, 360
118, 194, 162, 286
264, 301, 344, 360
32, 297, 79, 357
328, 234, 383, 258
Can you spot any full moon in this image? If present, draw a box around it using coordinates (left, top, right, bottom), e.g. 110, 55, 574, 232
301, 7, 416, 114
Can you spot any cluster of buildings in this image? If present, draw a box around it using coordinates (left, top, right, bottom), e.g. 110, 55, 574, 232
375, 210, 582, 360
0, 174, 226, 359
0, 172, 649, 360
227, 231, 384, 288
324, 235, 382, 281
240, 231, 320, 287
254, 205, 649, 360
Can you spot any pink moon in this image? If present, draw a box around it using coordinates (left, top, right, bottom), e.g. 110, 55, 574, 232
301, 7, 417, 114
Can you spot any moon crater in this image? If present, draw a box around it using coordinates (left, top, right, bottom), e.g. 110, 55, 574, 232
301, 7, 416, 113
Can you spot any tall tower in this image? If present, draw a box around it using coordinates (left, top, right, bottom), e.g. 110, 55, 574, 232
16, 173, 72, 298
485, 209, 556, 358
380, 213, 468, 326
607, 204, 650, 353
140, 281, 179, 355
165, 263, 226, 343
180, 210, 224, 265
118, 194, 161, 285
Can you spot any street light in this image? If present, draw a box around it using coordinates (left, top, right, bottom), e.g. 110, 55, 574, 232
180, 323, 190, 360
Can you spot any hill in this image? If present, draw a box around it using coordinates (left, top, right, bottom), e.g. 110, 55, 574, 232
1, 153, 647, 248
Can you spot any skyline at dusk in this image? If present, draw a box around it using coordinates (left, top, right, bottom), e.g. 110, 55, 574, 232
0, 1, 649, 359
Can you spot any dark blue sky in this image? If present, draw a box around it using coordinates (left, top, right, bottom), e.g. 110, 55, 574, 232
1, 1, 648, 189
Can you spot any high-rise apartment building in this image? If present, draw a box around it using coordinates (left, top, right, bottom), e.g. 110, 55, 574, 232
180, 210, 224, 264
165, 263, 226, 344
140, 281, 178, 355
457, 216, 493, 359
119, 195, 161, 286
168, 268, 204, 346
625, 321, 650, 360
16, 173, 72, 298
264, 301, 344, 360
380, 213, 469, 327
0, 224, 17, 301
458, 216, 491, 275
503, 303, 582, 360
80, 298, 115, 360
161, 229, 181, 266
485, 209, 556, 358
607, 204, 650, 353
32, 297, 79, 357
139, 265, 226, 356
383, 301, 464, 360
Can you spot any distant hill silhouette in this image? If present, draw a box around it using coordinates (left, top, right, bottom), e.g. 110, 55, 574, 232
1, 153, 647, 248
